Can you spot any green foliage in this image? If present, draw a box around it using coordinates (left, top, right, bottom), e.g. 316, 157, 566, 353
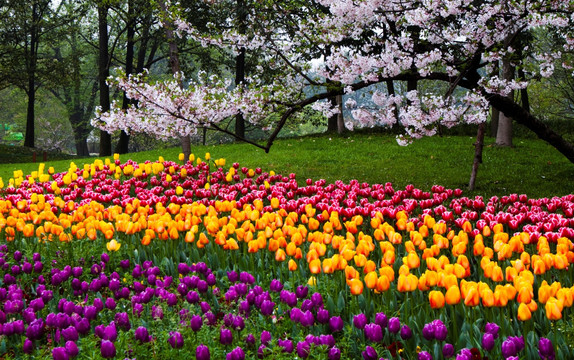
1, 133, 573, 198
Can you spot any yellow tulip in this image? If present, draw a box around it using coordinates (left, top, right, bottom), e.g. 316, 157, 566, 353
106, 239, 121, 252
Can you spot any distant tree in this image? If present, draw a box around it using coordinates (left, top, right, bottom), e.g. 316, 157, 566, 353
0, 0, 64, 148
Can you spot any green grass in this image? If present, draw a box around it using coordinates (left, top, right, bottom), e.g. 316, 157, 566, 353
1, 133, 573, 198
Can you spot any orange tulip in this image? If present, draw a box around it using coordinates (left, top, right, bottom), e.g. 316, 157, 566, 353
275, 248, 286, 262
517, 287, 532, 304
406, 252, 420, 269
445, 286, 461, 305
429, 290, 445, 309
322, 258, 335, 274
464, 286, 480, 307
348, 278, 364, 295
481, 288, 495, 307
517, 303, 532, 321
288, 259, 298, 271
309, 259, 322, 274
376, 274, 390, 292
545, 297, 563, 320
364, 271, 378, 289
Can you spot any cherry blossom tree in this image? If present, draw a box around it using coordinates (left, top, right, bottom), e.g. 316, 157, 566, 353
92, 0, 574, 165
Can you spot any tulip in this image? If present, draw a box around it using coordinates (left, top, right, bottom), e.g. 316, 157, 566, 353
501, 338, 517, 358
168, 331, 184, 349
328, 347, 341, 360
65, 341, 79, 357
100, 340, 116, 359
364, 323, 383, 342
278, 338, 293, 353
482, 333, 494, 352
52, 347, 69, 360
429, 290, 445, 309
442, 343, 455, 358
220, 328, 233, 345
353, 313, 368, 329
418, 351, 433, 360
517, 303, 532, 321
538, 338, 555, 360
329, 316, 344, 332
400, 325, 412, 340
135, 326, 151, 343
362, 345, 378, 360
196, 344, 210, 360
296, 341, 310, 358
388, 317, 400, 333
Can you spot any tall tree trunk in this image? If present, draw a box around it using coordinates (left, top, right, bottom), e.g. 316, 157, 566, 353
327, 96, 339, 133
336, 94, 345, 134
234, 0, 247, 139
158, 0, 190, 160
469, 122, 486, 191
490, 107, 499, 138
115, 0, 135, 154
98, 3, 112, 156
495, 58, 513, 147
24, 1, 40, 148
386, 80, 400, 128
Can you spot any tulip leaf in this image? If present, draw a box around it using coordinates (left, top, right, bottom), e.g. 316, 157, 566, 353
337, 291, 345, 310
0, 339, 5, 355
327, 294, 335, 314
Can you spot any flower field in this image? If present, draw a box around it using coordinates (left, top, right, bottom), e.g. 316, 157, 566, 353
0, 154, 573, 359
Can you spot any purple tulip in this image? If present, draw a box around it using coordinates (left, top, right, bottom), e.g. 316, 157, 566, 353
65, 341, 79, 357
501, 338, 517, 358
52, 347, 69, 360
114, 312, 130, 331
260, 300, 275, 316
135, 326, 151, 343
443, 343, 455, 358
190, 315, 203, 331
538, 337, 555, 360
508, 336, 524, 353
120, 259, 130, 269
311, 292, 323, 308
270, 279, 283, 292
278, 338, 293, 353
482, 333, 495, 351
103, 323, 117, 342
227, 346, 246, 360
317, 308, 330, 324
388, 317, 400, 333
415, 350, 432, 360
300, 310, 314, 327
484, 322, 500, 339
232, 315, 245, 331
168, 331, 184, 349
220, 328, 233, 345
400, 324, 413, 340
100, 340, 116, 358
353, 313, 368, 329
23, 338, 34, 354
433, 321, 448, 341
261, 330, 272, 346
362, 345, 378, 360
328, 346, 341, 360
364, 323, 383, 342
296, 285, 308, 299
422, 322, 435, 340
62, 326, 79, 342
329, 316, 344, 332
296, 341, 310, 358
196, 344, 210, 360
375, 312, 388, 328
101, 253, 110, 263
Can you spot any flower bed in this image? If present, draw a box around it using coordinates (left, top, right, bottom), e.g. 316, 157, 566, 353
0, 154, 572, 359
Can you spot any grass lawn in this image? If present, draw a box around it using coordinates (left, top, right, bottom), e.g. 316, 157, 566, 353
1, 133, 573, 198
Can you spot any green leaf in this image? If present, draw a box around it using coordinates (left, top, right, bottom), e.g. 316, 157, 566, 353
337, 291, 346, 310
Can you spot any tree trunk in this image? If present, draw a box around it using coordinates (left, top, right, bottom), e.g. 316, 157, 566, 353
327, 96, 339, 133
115, 0, 135, 155
495, 59, 513, 147
469, 122, 486, 191
158, 0, 190, 160
98, 3, 112, 156
71, 112, 90, 156
234, 0, 247, 139
386, 80, 399, 128
24, 1, 40, 148
336, 94, 345, 134
490, 107, 499, 138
